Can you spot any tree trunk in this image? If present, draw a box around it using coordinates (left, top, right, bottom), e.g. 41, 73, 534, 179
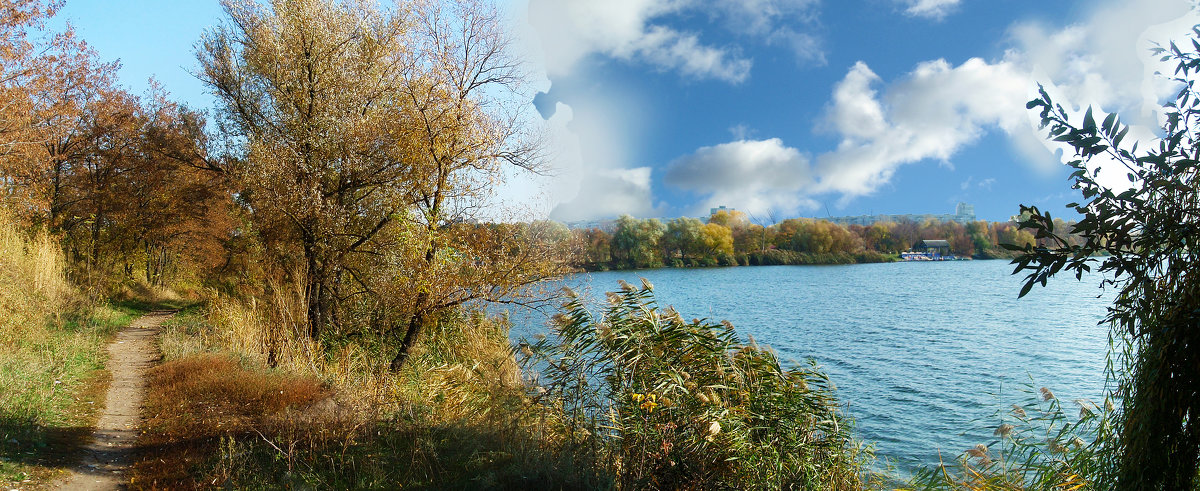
303, 239, 326, 341
390, 309, 427, 371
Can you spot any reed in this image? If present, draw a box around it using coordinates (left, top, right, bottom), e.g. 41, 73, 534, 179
907, 383, 1115, 490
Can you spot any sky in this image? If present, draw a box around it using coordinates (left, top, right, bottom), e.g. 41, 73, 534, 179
53, 0, 1200, 222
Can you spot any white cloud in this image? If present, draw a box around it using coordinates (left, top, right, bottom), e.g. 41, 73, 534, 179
527, 0, 751, 83
902, 0, 961, 20
814, 1, 1200, 201
713, 0, 819, 35
816, 57, 1033, 197
769, 28, 826, 65
631, 26, 752, 82
1009, 0, 1196, 127
526, 0, 823, 83
664, 138, 817, 216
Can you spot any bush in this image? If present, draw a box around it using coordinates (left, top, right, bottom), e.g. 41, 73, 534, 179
523, 280, 871, 490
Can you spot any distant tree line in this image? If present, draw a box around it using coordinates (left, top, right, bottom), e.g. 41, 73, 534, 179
565, 209, 1084, 270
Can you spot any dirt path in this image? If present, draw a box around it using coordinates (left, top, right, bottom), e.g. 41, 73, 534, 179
56, 311, 173, 491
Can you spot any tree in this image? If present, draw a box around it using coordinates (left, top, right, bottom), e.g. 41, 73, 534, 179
663, 217, 703, 263
199, 0, 419, 340
572, 227, 612, 269
611, 215, 665, 269
382, 0, 554, 370
201, 0, 563, 370
0, 0, 58, 154
1014, 33, 1200, 489
698, 222, 734, 259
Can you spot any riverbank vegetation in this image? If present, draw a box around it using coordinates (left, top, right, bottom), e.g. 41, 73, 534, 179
910, 26, 1200, 491
565, 210, 1084, 271
0, 210, 159, 487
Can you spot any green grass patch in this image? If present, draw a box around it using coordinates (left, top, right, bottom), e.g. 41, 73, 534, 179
0, 302, 142, 486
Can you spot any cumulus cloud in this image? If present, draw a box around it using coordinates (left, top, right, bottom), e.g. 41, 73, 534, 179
816, 57, 1033, 197
664, 138, 817, 216
527, 0, 823, 83
814, 0, 1200, 200
901, 0, 960, 20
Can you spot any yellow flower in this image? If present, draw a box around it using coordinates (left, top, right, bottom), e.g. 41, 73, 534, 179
632, 393, 645, 403
638, 393, 658, 412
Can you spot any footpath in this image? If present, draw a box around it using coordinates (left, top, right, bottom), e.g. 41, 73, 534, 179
56, 311, 173, 491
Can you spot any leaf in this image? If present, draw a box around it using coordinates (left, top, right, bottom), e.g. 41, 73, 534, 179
1114, 126, 1129, 149
1018, 280, 1035, 299
1102, 112, 1117, 135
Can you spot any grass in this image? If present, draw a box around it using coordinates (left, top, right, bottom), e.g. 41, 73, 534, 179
0, 211, 151, 488
133, 279, 879, 489
905, 385, 1115, 490
133, 353, 329, 489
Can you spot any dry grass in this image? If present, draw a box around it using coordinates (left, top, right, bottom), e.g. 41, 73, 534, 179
142, 279, 604, 489
0, 210, 85, 338
133, 353, 332, 489
0, 210, 139, 488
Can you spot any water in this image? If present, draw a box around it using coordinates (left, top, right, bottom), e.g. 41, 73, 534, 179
504, 260, 1113, 476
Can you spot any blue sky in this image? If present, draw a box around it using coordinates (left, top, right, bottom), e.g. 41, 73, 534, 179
55, 0, 1200, 222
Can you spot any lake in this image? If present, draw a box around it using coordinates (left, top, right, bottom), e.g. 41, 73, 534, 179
504, 259, 1114, 476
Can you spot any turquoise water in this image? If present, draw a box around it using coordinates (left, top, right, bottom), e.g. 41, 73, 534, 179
504, 260, 1113, 475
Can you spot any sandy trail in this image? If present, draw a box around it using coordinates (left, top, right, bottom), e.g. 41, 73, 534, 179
56, 311, 173, 491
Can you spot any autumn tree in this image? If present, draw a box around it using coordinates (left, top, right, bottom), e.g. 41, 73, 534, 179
199, 0, 420, 340
383, 0, 557, 370
122, 89, 231, 285
0, 2, 124, 237
0, 0, 58, 157
572, 227, 612, 269
611, 215, 665, 269
662, 217, 703, 263
698, 222, 734, 260
202, 0, 565, 369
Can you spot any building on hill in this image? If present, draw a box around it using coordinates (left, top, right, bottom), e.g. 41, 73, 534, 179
822, 202, 976, 227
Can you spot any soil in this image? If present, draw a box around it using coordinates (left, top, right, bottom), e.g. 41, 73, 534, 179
55, 311, 173, 491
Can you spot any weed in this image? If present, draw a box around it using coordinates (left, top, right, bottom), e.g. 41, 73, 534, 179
907, 384, 1115, 490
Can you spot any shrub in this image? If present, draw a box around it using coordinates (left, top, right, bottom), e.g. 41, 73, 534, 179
523, 280, 870, 490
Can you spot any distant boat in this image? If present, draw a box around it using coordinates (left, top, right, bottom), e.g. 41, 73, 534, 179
900, 251, 968, 261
